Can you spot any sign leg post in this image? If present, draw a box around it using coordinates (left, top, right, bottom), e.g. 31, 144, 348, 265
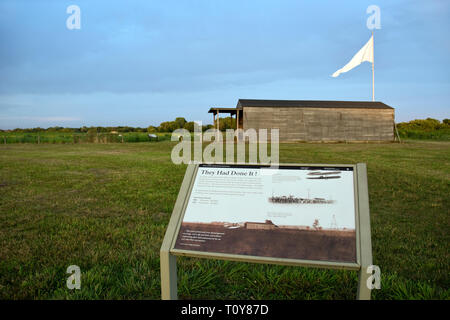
357, 267, 371, 300
159, 163, 197, 300
356, 163, 373, 300
160, 250, 178, 300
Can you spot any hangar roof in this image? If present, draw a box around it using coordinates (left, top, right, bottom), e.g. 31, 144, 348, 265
207, 107, 238, 114
236, 99, 394, 109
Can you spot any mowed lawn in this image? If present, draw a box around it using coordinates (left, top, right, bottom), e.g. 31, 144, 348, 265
0, 141, 448, 299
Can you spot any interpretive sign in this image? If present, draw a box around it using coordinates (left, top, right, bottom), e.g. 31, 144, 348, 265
175, 164, 356, 263
160, 163, 373, 300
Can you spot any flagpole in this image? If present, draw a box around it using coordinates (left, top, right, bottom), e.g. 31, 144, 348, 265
372, 31, 375, 101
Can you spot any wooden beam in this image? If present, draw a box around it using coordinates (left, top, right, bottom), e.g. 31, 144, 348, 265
217, 110, 220, 132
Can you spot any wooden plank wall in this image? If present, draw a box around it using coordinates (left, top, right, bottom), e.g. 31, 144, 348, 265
243, 107, 394, 142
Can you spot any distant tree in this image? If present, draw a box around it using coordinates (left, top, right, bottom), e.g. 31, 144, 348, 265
1, 117, 224, 134
47, 126, 63, 132
202, 124, 214, 132
218, 117, 236, 131
159, 121, 176, 132
174, 117, 187, 128
183, 121, 195, 132
157, 118, 190, 132
397, 118, 443, 131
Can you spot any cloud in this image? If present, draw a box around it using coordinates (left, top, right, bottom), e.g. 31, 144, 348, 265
0, 1, 370, 95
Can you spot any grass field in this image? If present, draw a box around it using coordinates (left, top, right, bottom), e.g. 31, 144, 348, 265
0, 141, 449, 299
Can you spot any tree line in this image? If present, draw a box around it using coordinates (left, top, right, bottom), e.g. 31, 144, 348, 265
2, 117, 447, 135
396, 118, 449, 131
0, 117, 237, 133
396, 118, 450, 140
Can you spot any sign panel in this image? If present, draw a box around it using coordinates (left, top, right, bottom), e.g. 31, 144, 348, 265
173, 164, 358, 264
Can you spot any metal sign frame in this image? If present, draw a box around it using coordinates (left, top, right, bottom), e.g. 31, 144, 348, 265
160, 163, 373, 300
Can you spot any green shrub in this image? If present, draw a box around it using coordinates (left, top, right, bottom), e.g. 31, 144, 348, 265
397, 118, 450, 141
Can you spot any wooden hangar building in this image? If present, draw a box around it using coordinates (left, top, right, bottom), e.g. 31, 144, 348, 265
208, 99, 395, 142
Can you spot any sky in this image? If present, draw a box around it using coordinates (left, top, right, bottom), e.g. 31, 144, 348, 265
0, 0, 449, 129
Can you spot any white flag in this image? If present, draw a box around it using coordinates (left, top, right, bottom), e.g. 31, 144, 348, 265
332, 35, 373, 77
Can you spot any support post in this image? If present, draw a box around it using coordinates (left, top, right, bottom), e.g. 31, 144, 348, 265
356, 163, 373, 300
394, 122, 401, 143
160, 250, 178, 300
236, 111, 239, 142
160, 163, 197, 300
216, 110, 219, 131
216, 110, 220, 140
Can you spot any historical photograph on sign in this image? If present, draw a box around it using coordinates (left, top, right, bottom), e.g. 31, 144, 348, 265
174, 165, 357, 263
